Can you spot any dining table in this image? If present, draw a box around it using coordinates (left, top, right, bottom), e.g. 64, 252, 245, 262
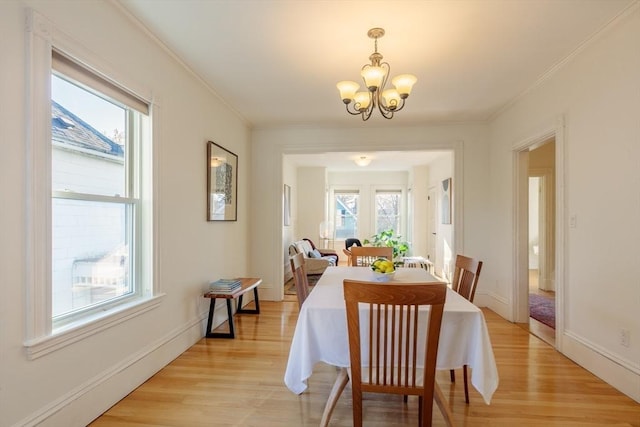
284, 266, 499, 407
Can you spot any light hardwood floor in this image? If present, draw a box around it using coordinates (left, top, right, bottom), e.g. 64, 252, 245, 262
90, 300, 639, 427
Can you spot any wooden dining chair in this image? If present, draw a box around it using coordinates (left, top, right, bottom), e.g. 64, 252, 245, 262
343, 248, 353, 266
321, 280, 453, 427
289, 253, 310, 309
349, 246, 393, 267
449, 254, 483, 404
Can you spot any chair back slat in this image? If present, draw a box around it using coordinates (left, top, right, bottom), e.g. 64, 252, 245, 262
350, 246, 393, 267
451, 255, 483, 303
344, 280, 447, 426
289, 253, 310, 309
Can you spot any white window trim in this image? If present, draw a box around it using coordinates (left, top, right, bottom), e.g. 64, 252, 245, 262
330, 186, 361, 241
25, 10, 163, 359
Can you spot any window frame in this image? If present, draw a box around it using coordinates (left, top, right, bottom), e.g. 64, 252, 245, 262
332, 188, 360, 240
373, 189, 403, 234
25, 10, 162, 359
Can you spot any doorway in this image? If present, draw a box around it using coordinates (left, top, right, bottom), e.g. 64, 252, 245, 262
516, 137, 557, 346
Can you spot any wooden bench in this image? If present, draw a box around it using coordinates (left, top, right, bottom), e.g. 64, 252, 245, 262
204, 277, 262, 338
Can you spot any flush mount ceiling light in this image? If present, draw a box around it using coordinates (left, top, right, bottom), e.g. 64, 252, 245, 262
354, 156, 372, 167
337, 28, 417, 121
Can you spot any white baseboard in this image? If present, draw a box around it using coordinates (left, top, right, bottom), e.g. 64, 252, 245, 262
562, 331, 640, 403
15, 318, 204, 427
478, 292, 639, 403
476, 291, 512, 321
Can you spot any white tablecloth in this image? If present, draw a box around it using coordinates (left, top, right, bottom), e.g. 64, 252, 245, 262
284, 266, 499, 404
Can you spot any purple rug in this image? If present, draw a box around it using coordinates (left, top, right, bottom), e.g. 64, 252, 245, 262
529, 293, 555, 329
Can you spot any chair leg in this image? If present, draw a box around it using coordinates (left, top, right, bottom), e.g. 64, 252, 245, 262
450, 369, 455, 383
320, 368, 349, 427
463, 365, 470, 404
433, 383, 455, 427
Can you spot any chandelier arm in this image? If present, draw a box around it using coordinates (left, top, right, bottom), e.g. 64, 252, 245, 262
361, 106, 374, 121
345, 103, 363, 116
391, 98, 407, 112
377, 102, 395, 119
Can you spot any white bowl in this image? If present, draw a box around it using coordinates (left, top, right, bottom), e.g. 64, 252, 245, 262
371, 270, 396, 282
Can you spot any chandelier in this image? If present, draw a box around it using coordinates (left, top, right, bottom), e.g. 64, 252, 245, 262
336, 28, 417, 121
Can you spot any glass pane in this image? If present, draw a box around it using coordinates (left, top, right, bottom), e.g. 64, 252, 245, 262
376, 193, 401, 233
51, 74, 126, 197
334, 193, 359, 239
52, 199, 132, 318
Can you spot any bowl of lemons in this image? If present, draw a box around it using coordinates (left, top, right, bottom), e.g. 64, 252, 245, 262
371, 258, 396, 282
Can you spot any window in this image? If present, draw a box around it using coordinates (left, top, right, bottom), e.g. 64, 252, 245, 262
25, 11, 158, 358
50, 51, 150, 327
334, 190, 359, 239
375, 190, 402, 233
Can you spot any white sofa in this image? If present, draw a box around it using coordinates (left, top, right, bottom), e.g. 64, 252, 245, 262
289, 239, 336, 275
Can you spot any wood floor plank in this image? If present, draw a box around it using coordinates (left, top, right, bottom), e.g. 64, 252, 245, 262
90, 302, 640, 427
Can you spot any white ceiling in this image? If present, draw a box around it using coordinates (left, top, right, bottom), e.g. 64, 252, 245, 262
116, 0, 634, 170
117, 0, 634, 128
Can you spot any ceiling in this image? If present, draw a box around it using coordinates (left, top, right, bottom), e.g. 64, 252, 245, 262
116, 0, 634, 170
117, 0, 634, 128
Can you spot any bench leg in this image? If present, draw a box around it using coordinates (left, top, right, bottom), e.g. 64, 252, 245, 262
206, 299, 236, 339
236, 287, 260, 314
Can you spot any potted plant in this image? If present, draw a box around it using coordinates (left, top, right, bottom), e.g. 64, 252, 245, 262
363, 229, 409, 266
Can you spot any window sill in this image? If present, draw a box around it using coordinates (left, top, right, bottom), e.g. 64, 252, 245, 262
24, 293, 165, 360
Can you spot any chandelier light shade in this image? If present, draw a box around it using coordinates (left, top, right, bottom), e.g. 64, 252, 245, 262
337, 28, 417, 121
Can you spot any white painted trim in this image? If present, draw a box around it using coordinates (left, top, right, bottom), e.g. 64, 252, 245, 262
24, 294, 165, 359
108, 0, 250, 127
25, 9, 54, 340
490, 1, 640, 122
14, 310, 202, 427
275, 139, 464, 301
563, 331, 640, 402
24, 8, 162, 355
511, 116, 565, 349
554, 117, 566, 349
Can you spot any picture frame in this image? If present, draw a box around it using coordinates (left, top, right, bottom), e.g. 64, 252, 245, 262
441, 177, 452, 225
283, 184, 291, 226
207, 141, 238, 221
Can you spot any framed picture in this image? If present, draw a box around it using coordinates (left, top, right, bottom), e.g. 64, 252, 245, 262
441, 177, 452, 224
207, 141, 238, 221
283, 184, 291, 226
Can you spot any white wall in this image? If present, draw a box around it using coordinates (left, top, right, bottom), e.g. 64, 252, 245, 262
410, 165, 430, 258
0, 1, 251, 425
427, 155, 456, 279
486, 6, 640, 401
296, 167, 327, 244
